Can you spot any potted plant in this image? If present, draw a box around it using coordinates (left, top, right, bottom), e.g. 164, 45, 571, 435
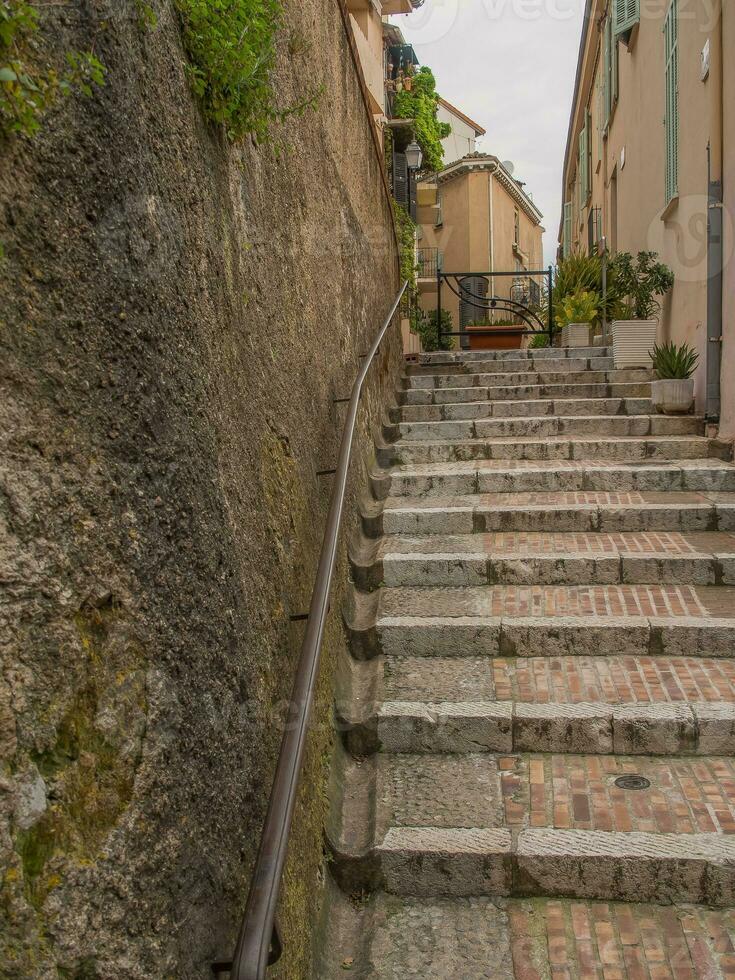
558, 289, 600, 348
610, 251, 674, 368
650, 341, 699, 414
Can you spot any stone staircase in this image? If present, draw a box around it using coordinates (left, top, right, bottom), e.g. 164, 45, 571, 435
319, 347, 735, 978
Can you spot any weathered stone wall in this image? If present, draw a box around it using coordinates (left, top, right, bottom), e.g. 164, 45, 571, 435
0, 1, 400, 976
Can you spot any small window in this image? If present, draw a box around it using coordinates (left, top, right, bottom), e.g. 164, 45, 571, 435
514, 208, 520, 246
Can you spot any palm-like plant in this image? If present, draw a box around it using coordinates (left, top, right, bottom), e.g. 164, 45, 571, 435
651, 341, 699, 379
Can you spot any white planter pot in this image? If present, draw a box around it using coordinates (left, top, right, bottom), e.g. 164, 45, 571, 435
611, 319, 658, 368
651, 378, 695, 414
561, 322, 592, 348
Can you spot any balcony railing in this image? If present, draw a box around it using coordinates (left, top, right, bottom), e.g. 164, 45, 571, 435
417, 247, 443, 278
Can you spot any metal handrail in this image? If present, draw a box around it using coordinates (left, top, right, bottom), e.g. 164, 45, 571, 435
225, 281, 408, 980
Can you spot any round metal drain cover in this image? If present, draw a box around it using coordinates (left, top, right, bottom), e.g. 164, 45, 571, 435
614, 774, 651, 790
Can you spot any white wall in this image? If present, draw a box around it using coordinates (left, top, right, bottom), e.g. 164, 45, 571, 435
438, 104, 477, 164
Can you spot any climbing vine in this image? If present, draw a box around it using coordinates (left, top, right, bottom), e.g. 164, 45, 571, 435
0, 0, 105, 138
175, 0, 318, 142
392, 198, 417, 304
392, 66, 450, 173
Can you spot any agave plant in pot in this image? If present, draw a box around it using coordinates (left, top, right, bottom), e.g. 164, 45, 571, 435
609, 251, 675, 368
650, 341, 699, 414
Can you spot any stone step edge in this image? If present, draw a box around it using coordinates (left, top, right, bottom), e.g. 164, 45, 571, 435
338, 698, 735, 757
348, 537, 735, 590
344, 591, 735, 661
359, 494, 735, 538
328, 825, 735, 905
416, 346, 611, 364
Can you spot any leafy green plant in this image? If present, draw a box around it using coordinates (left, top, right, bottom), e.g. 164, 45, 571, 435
0, 0, 105, 137
175, 0, 318, 142
609, 251, 674, 320
393, 199, 417, 309
528, 333, 549, 349
651, 341, 698, 379
557, 289, 600, 327
392, 66, 450, 173
413, 307, 452, 352
552, 251, 627, 326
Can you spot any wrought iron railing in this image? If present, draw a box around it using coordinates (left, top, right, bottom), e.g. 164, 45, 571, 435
417, 247, 443, 278
436, 268, 554, 345
216, 282, 408, 980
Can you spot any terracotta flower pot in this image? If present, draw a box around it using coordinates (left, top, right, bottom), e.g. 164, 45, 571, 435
650, 378, 695, 414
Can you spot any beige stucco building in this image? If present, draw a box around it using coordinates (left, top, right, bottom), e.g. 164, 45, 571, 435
417, 154, 545, 343
560, 0, 734, 435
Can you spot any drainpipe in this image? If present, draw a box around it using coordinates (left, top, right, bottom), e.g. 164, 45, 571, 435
706, 0, 723, 422
487, 163, 498, 322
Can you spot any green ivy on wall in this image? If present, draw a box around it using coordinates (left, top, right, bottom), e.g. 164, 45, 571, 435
392, 66, 450, 173
175, 0, 318, 142
0, 0, 105, 138
392, 198, 417, 303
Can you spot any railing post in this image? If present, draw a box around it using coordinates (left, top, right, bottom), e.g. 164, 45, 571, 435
437, 269, 442, 349
547, 265, 554, 345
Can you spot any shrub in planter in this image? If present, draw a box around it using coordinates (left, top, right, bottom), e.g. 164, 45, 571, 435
610, 251, 674, 368
650, 341, 699, 414
557, 289, 600, 347
414, 308, 453, 352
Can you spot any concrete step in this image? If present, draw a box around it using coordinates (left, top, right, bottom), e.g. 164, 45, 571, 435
351, 530, 735, 588
406, 355, 615, 377
397, 396, 655, 422
344, 650, 735, 755
378, 458, 735, 497
382, 435, 722, 466
405, 368, 652, 390
396, 414, 703, 442
401, 380, 651, 405
318, 886, 734, 979
327, 749, 735, 904
417, 346, 611, 365
346, 583, 735, 660
376, 491, 735, 536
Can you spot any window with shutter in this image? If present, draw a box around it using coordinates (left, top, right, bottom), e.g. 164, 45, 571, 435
597, 75, 604, 160
563, 201, 572, 258
604, 15, 619, 126
393, 151, 408, 207
613, 0, 639, 36
664, 0, 679, 202
579, 109, 591, 204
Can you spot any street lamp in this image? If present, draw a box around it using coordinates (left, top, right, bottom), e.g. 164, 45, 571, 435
405, 140, 423, 171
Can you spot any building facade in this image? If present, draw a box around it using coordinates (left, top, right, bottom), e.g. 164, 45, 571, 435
559, 0, 734, 433
437, 98, 486, 163
417, 153, 545, 343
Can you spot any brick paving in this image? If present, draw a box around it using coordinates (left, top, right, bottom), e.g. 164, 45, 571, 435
508, 899, 735, 980
492, 656, 735, 705
499, 755, 735, 834
486, 585, 710, 618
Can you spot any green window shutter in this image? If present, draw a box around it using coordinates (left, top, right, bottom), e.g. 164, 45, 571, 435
597, 76, 604, 159
611, 21, 619, 105
604, 15, 614, 124
579, 110, 591, 203
585, 108, 592, 193
563, 201, 572, 257
664, 0, 679, 201
613, 0, 639, 35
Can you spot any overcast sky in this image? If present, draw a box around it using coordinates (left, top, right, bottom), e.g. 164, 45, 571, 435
392, 0, 586, 266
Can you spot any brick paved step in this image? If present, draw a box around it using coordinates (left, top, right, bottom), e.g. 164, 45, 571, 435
382, 435, 721, 466
397, 396, 656, 422
327, 750, 735, 903
343, 654, 735, 756
406, 356, 615, 377
379, 458, 735, 496
318, 889, 735, 980
346, 584, 735, 660
376, 491, 735, 535
352, 530, 735, 588
405, 368, 651, 389
401, 380, 651, 405
396, 414, 703, 442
